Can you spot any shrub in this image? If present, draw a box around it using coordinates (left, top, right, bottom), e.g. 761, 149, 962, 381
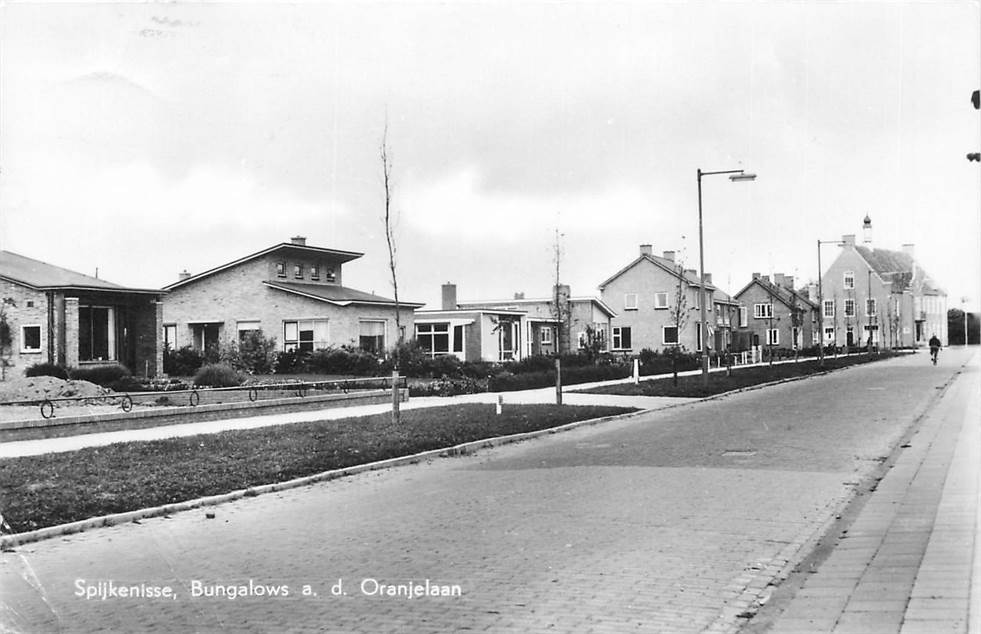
164, 346, 205, 376
488, 364, 631, 392
274, 348, 309, 374
218, 331, 279, 375
408, 376, 484, 397
24, 362, 70, 380
306, 346, 382, 376
193, 363, 243, 388
70, 364, 131, 387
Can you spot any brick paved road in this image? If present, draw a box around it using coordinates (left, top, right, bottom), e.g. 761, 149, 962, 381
0, 349, 968, 633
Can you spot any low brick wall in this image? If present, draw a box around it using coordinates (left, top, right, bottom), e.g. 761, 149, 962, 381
0, 389, 408, 431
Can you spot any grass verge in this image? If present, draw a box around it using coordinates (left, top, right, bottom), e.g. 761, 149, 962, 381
0, 404, 634, 534
577, 351, 907, 398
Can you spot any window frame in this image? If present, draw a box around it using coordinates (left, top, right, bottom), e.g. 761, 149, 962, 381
283, 319, 329, 352
276, 262, 287, 278
20, 324, 42, 353
540, 326, 553, 344
844, 299, 856, 317
653, 292, 669, 310
866, 298, 877, 316
738, 306, 748, 328
293, 264, 304, 280
753, 303, 773, 319
823, 299, 835, 318
662, 325, 679, 345
358, 319, 387, 354
612, 326, 632, 351
416, 322, 451, 358
766, 328, 780, 346
843, 271, 855, 289
623, 293, 639, 311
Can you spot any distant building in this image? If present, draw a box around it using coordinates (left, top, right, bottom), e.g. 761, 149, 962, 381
819, 217, 946, 348
161, 236, 422, 357
733, 273, 818, 352
415, 283, 615, 362
598, 244, 732, 354
0, 251, 164, 377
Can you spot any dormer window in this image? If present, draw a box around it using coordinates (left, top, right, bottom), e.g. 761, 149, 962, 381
293, 264, 303, 279
276, 262, 286, 278
324, 267, 336, 283
311, 264, 320, 280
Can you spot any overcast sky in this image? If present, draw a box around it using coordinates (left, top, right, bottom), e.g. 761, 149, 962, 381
1, 2, 979, 311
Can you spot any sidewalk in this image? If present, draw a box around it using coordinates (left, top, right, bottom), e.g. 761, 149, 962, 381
763, 352, 980, 633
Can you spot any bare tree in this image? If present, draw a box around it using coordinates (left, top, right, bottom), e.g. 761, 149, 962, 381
550, 227, 570, 355
668, 262, 690, 385
381, 122, 401, 422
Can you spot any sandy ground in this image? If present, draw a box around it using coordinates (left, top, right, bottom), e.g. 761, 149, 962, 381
0, 376, 118, 423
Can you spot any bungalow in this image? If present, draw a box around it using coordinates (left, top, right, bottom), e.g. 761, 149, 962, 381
161, 236, 422, 357
0, 250, 164, 378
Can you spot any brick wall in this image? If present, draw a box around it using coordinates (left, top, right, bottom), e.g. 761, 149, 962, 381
0, 281, 50, 378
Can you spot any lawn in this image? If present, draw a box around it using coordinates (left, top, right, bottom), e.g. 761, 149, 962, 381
577, 352, 906, 398
0, 404, 635, 534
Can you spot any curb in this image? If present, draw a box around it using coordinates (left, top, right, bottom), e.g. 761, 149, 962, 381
0, 408, 652, 549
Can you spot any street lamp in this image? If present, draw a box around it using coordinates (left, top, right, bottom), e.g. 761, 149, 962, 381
697, 168, 756, 387
816, 239, 845, 367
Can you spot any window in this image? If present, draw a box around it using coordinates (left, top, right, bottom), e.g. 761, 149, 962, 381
276, 262, 286, 278
823, 300, 835, 318
311, 264, 320, 280
237, 321, 261, 343
284, 319, 329, 352
824, 327, 835, 342
540, 326, 552, 344
612, 326, 632, 350
453, 325, 464, 353
844, 271, 854, 289
844, 299, 856, 317
359, 320, 386, 354
739, 307, 748, 327
78, 306, 115, 361
766, 329, 780, 346
653, 292, 669, 309
163, 324, 177, 350
792, 327, 801, 349
624, 294, 638, 310
324, 267, 337, 283
866, 298, 877, 316
754, 303, 773, 319
20, 325, 41, 353
416, 323, 450, 357
662, 326, 679, 345
863, 324, 880, 344
293, 264, 303, 279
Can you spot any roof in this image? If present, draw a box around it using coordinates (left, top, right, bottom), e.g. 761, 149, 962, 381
263, 281, 424, 308
164, 242, 364, 290
734, 276, 819, 310
0, 250, 161, 294
598, 254, 715, 292
456, 296, 617, 318
854, 246, 945, 295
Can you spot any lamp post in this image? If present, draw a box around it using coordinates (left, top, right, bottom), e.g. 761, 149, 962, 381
697, 168, 756, 387
816, 239, 845, 367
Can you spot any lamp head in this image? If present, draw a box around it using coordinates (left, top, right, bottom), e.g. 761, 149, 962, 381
729, 172, 757, 182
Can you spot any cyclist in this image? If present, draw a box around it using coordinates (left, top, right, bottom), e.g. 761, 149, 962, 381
928, 334, 941, 365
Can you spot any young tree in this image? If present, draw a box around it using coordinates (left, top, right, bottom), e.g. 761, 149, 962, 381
668, 263, 690, 386
381, 122, 402, 422
550, 227, 571, 355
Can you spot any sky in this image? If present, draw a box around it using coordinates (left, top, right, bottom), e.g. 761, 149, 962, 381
1, 1, 979, 311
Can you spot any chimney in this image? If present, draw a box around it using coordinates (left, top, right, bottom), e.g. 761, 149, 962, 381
554, 284, 571, 302
662, 250, 676, 262
639, 244, 653, 257
862, 215, 872, 247
762, 275, 771, 283
684, 268, 697, 277
808, 282, 818, 300
704, 273, 713, 285
773, 273, 785, 288
902, 243, 915, 258
179, 269, 192, 281
842, 234, 856, 247
784, 275, 795, 290
441, 283, 457, 310
752, 272, 761, 280
290, 235, 307, 246
514, 292, 525, 300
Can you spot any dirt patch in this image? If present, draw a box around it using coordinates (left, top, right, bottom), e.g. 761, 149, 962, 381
0, 376, 111, 404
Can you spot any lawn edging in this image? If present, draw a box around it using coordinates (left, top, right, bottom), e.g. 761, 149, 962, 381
0, 407, 649, 549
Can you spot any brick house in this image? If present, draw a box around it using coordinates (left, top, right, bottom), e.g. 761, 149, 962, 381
818, 217, 946, 348
453, 283, 616, 357
0, 251, 164, 378
733, 273, 818, 353
161, 237, 421, 358
598, 244, 727, 354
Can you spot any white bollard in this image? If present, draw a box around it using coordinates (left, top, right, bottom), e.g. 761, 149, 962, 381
633, 359, 640, 384
496, 394, 503, 415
